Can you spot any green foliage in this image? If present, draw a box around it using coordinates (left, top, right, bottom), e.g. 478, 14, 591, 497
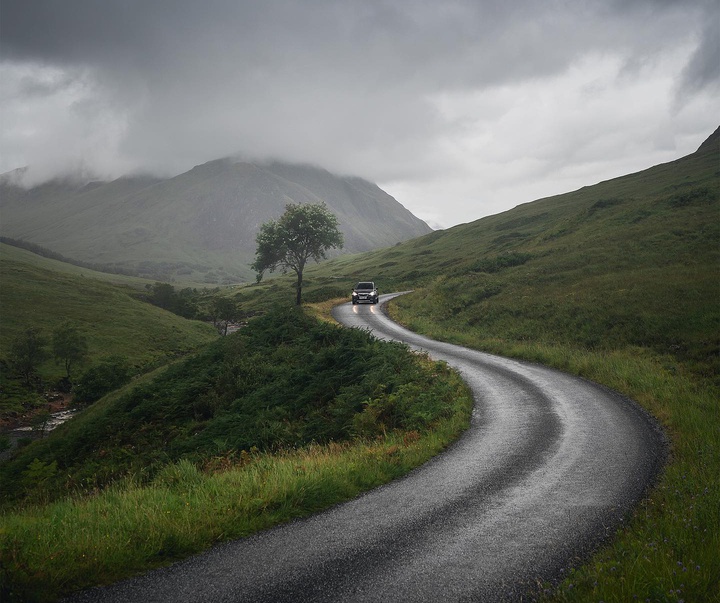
302, 285, 348, 303
0, 244, 217, 419
665, 185, 715, 208
29, 410, 52, 437
144, 282, 200, 318
0, 306, 463, 505
73, 356, 132, 404
21, 458, 57, 490
52, 322, 89, 379
0, 362, 45, 420
208, 297, 238, 335
352, 373, 456, 437
8, 328, 49, 387
253, 203, 344, 304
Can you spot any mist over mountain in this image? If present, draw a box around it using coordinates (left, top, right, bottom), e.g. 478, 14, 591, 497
0, 159, 431, 283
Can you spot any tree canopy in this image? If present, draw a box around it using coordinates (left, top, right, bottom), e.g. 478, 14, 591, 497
10, 327, 48, 387
252, 202, 344, 305
52, 322, 89, 380
210, 297, 238, 335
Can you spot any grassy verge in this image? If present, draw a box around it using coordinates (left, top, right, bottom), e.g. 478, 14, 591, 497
0, 422, 470, 602
304, 297, 346, 324
389, 301, 719, 602
0, 307, 473, 602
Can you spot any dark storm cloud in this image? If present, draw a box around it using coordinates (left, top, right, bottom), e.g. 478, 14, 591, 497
1, 1, 712, 97
1, 0, 717, 225
2, 1, 697, 85
678, 17, 720, 93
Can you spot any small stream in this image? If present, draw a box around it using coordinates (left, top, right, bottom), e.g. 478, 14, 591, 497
0, 408, 78, 461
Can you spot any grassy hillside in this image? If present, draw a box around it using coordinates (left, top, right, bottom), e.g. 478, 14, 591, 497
0, 243, 217, 419
287, 128, 719, 381
390, 144, 718, 380
0, 244, 217, 368
0, 243, 154, 288
0, 307, 472, 601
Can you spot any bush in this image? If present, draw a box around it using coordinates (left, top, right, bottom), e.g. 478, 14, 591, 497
0, 306, 469, 504
73, 356, 132, 404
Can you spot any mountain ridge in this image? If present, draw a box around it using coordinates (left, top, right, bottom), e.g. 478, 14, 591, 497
0, 159, 431, 283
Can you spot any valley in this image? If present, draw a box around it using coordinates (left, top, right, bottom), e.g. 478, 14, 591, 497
0, 128, 717, 602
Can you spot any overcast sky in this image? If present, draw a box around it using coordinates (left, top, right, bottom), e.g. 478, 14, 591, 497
1, 0, 718, 228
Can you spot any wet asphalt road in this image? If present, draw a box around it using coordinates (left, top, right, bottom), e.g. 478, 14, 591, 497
67, 293, 666, 602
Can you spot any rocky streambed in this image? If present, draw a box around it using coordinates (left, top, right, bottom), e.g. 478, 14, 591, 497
0, 396, 77, 461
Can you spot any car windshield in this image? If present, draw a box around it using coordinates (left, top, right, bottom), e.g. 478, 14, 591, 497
355, 282, 374, 290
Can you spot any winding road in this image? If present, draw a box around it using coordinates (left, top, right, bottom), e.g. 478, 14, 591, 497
68, 293, 666, 602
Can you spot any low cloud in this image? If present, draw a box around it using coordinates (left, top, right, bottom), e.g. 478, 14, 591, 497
1, 0, 718, 226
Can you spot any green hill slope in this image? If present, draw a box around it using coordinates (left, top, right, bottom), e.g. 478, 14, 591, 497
294, 126, 719, 380
0, 243, 217, 390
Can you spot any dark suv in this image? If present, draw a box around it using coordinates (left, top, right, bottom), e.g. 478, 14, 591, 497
351, 281, 379, 304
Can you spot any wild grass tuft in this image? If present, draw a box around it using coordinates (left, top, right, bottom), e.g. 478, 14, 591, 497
0, 306, 472, 601
0, 397, 471, 602
388, 302, 719, 603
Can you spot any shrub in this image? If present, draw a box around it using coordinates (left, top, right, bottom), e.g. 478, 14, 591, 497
73, 356, 132, 404
0, 306, 469, 504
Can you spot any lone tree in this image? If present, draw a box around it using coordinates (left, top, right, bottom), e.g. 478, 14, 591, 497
252, 202, 344, 305
210, 297, 238, 335
52, 322, 89, 380
10, 327, 49, 387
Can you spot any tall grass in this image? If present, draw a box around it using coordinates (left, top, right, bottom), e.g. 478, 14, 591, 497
388, 303, 719, 602
0, 305, 473, 601
0, 394, 471, 602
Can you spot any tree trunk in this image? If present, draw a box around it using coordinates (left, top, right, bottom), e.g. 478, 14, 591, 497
295, 270, 303, 305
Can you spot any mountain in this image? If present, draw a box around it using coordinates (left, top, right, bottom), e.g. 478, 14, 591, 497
0, 160, 431, 283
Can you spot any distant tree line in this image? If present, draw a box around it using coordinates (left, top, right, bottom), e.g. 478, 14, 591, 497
6, 324, 132, 404
142, 283, 245, 335
143, 283, 200, 319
